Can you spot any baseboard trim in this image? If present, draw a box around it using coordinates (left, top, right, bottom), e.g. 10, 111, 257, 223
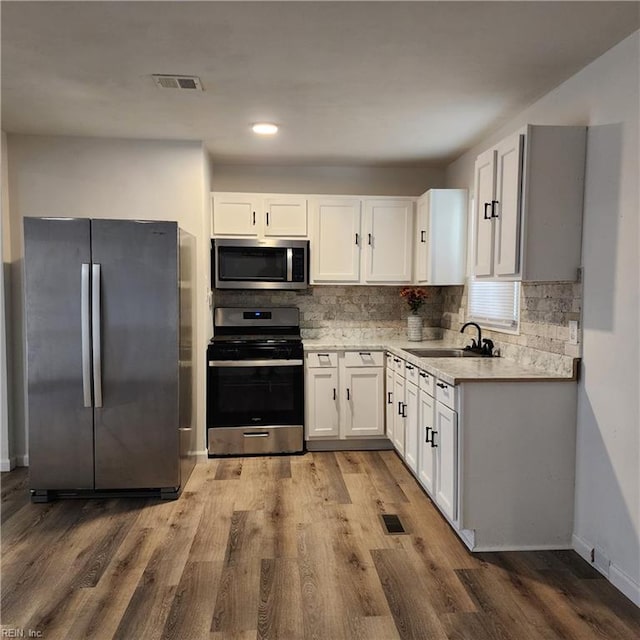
572, 533, 640, 606
16, 454, 28, 467
0, 457, 16, 472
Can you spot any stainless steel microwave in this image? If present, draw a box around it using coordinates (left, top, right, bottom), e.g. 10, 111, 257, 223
212, 239, 309, 290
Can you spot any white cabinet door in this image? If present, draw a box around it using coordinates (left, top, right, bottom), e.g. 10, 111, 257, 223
494, 133, 524, 277
311, 198, 361, 282
263, 196, 308, 237
212, 193, 261, 236
342, 368, 384, 437
435, 402, 458, 521
415, 195, 429, 282
393, 374, 406, 454
306, 368, 339, 438
473, 149, 496, 277
385, 366, 395, 442
363, 200, 413, 283
404, 381, 419, 473
418, 389, 435, 495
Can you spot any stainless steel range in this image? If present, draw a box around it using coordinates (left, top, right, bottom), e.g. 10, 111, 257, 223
206, 307, 304, 456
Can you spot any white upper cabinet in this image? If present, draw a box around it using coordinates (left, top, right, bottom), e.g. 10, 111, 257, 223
415, 189, 467, 285
363, 199, 414, 283
212, 193, 308, 238
263, 196, 308, 237
473, 125, 586, 282
310, 198, 361, 283
211, 193, 262, 236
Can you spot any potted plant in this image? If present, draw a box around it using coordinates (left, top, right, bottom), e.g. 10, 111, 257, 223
400, 287, 430, 341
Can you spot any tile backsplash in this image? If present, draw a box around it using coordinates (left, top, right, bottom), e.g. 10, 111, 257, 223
213, 286, 444, 341
214, 281, 582, 374
441, 282, 582, 375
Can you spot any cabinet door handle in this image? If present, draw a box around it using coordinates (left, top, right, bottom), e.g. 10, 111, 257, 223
401, 403, 407, 418
436, 382, 447, 389
491, 200, 499, 218
398, 401, 403, 415
266, 211, 270, 226
368, 233, 372, 246
387, 391, 393, 404
430, 430, 438, 448
425, 426, 431, 443
252, 211, 256, 226
347, 388, 351, 400
333, 388, 337, 400
355, 233, 359, 245
420, 230, 426, 243
483, 202, 491, 220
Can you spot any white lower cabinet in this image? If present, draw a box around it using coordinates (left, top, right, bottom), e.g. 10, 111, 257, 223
417, 388, 435, 494
385, 360, 395, 443
404, 380, 419, 474
305, 350, 384, 442
434, 401, 458, 522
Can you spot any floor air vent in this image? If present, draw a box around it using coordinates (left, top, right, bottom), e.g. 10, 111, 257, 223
381, 514, 407, 534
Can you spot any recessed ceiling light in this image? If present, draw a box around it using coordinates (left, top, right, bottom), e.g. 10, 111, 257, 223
252, 123, 278, 135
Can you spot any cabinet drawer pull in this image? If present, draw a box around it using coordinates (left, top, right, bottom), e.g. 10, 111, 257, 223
491, 200, 499, 218
387, 391, 393, 404
483, 202, 491, 220
436, 382, 447, 389
394, 358, 400, 363
406, 365, 414, 371
420, 230, 426, 243
359, 352, 371, 356
419, 372, 428, 379
317, 353, 331, 358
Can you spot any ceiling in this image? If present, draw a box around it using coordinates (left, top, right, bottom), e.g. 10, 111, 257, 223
2, 1, 639, 167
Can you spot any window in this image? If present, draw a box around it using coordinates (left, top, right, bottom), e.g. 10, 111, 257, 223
467, 278, 520, 332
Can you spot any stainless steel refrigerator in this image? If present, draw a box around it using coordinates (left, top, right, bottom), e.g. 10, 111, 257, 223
23, 218, 196, 501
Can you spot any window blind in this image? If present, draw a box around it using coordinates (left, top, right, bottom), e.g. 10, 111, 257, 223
467, 279, 520, 329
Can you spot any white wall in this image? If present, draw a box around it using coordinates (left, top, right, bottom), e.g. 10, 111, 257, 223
1, 132, 13, 471
6, 135, 212, 460
446, 32, 640, 604
211, 163, 445, 195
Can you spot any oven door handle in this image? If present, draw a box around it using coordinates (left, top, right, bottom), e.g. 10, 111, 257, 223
208, 359, 303, 367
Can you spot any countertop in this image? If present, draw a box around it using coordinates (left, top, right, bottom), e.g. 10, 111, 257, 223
302, 338, 579, 385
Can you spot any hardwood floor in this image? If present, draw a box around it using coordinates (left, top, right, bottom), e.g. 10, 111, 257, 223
1, 451, 639, 639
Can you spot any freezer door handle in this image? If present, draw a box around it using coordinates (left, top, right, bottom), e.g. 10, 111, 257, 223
81, 263, 92, 407
92, 263, 103, 408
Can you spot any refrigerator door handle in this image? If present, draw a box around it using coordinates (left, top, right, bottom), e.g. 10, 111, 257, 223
91, 264, 103, 408
81, 263, 92, 407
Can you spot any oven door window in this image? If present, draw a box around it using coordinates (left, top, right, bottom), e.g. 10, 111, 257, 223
209, 364, 303, 427
218, 247, 287, 282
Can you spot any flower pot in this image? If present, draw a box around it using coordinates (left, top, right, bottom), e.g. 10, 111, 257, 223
407, 314, 423, 341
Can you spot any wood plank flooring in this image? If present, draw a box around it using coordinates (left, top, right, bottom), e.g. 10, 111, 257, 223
1, 451, 639, 639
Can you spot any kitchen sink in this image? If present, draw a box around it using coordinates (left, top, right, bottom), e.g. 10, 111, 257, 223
404, 348, 487, 358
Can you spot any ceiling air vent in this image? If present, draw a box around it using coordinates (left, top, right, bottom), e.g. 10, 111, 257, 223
152, 75, 203, 91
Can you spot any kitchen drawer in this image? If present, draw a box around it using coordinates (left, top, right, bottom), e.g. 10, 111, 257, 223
306, 352, 338, 368
435, 379, 456, 409
385, 352, 395, 368
404, 361, 419, 384
418, 369, 435, 396
343, 351, 384, 367
391, 356, 405, 375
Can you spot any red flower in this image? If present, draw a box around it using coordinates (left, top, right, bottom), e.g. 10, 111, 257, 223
400, 287, 430, 313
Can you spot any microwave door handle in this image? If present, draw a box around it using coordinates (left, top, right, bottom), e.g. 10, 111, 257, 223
286, 248, 293, 281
